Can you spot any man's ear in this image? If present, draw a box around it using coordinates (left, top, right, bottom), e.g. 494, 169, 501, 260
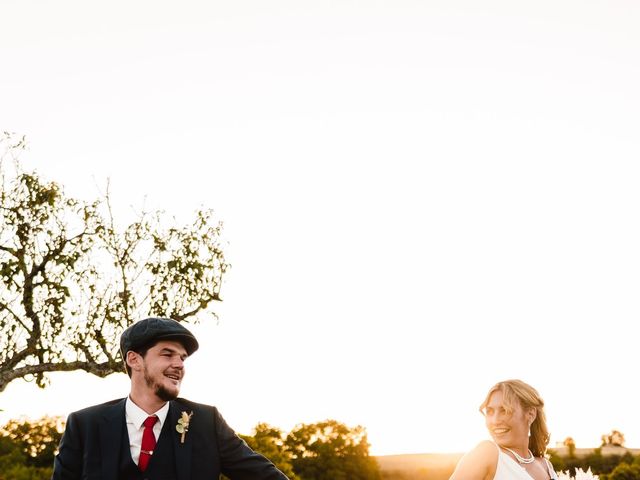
126, 351, 143, 372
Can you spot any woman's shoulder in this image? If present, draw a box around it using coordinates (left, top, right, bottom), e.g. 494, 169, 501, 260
450, 441, 499, 480
474, 440, 499, 454
467, 440, 500, 461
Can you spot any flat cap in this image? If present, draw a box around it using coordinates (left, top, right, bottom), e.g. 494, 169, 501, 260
120, 317, 199, 358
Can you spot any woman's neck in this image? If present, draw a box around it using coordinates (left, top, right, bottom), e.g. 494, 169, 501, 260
507, 445, 529, 456
501, 444, 535, 463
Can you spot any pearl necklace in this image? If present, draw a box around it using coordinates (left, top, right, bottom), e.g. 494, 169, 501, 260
503, 447, 535, 464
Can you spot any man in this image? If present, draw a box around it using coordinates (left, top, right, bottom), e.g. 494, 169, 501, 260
53, 317, 289, 480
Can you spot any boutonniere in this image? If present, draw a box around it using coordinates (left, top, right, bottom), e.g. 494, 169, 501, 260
175, 411, 193, 444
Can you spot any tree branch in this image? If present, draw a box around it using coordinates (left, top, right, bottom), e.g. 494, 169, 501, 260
173, 292, 222, 321
0, 299, 30, 331
0, 244, 18, 257
30, 229, 90, 279
0, 343, 34, 373
0, 359, 123, 393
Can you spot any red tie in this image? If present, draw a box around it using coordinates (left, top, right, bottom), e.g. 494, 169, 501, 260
139, 416, 158, 471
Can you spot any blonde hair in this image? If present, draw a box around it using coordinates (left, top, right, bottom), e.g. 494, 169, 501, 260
479, 379, 550, 457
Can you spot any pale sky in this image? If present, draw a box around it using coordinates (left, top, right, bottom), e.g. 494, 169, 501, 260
1, 0, 640, 456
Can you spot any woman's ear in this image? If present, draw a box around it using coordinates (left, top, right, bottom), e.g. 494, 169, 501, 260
527, 408, 537, 426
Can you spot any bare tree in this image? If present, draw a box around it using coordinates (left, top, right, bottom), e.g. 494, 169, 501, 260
0, 132, 228, 392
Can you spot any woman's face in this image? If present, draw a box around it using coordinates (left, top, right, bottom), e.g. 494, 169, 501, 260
483, 390, 532, 448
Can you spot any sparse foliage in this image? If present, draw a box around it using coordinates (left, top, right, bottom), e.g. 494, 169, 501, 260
0, 415, 64, 480
285, 419, 381, 480
0, 416, 63, 468
604, 461, 640, 480
0, 132, 228, 392
602, 431, 626, 448
239, 423, 300, 480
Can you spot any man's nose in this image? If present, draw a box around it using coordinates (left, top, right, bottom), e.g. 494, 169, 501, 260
172, 357, 185, 368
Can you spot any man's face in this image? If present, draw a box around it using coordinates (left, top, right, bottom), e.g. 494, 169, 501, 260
139, 340, 188, 401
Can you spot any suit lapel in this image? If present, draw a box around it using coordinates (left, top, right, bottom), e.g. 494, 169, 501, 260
99, 399, 126, 480
170, 400, 193, 480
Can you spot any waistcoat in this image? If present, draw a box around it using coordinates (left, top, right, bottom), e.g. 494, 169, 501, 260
118, 418, 178, 480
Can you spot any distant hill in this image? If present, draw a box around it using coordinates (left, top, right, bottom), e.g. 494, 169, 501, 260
374, 452, 463, 480
550, 445, 640, 458
374, 446, 640, 480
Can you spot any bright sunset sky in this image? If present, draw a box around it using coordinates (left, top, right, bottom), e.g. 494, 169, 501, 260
2, 1, 640, 456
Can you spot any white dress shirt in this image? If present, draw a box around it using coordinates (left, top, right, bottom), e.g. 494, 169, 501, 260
125, 397, 170, 465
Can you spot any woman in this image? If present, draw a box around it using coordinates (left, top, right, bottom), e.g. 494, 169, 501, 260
450, 379, 557, 480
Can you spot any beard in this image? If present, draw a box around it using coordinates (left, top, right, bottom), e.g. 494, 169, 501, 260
144, 366, 179, 401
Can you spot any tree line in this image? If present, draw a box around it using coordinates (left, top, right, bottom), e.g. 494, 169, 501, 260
549, 447, 640, 480
0, 416, 381, 480
546, 431, 640, 480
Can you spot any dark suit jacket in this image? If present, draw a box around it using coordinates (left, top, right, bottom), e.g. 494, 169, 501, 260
52, 397, 289, 480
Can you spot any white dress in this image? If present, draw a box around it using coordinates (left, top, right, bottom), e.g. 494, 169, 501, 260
493, 443, 558, 480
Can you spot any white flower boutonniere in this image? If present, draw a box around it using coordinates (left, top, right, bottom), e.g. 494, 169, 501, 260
176, 411, 193, 444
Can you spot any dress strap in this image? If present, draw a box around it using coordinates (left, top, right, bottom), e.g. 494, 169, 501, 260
544, 458, 558, 480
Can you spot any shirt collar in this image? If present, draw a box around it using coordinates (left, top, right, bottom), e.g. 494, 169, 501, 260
125, 396, 170, 429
